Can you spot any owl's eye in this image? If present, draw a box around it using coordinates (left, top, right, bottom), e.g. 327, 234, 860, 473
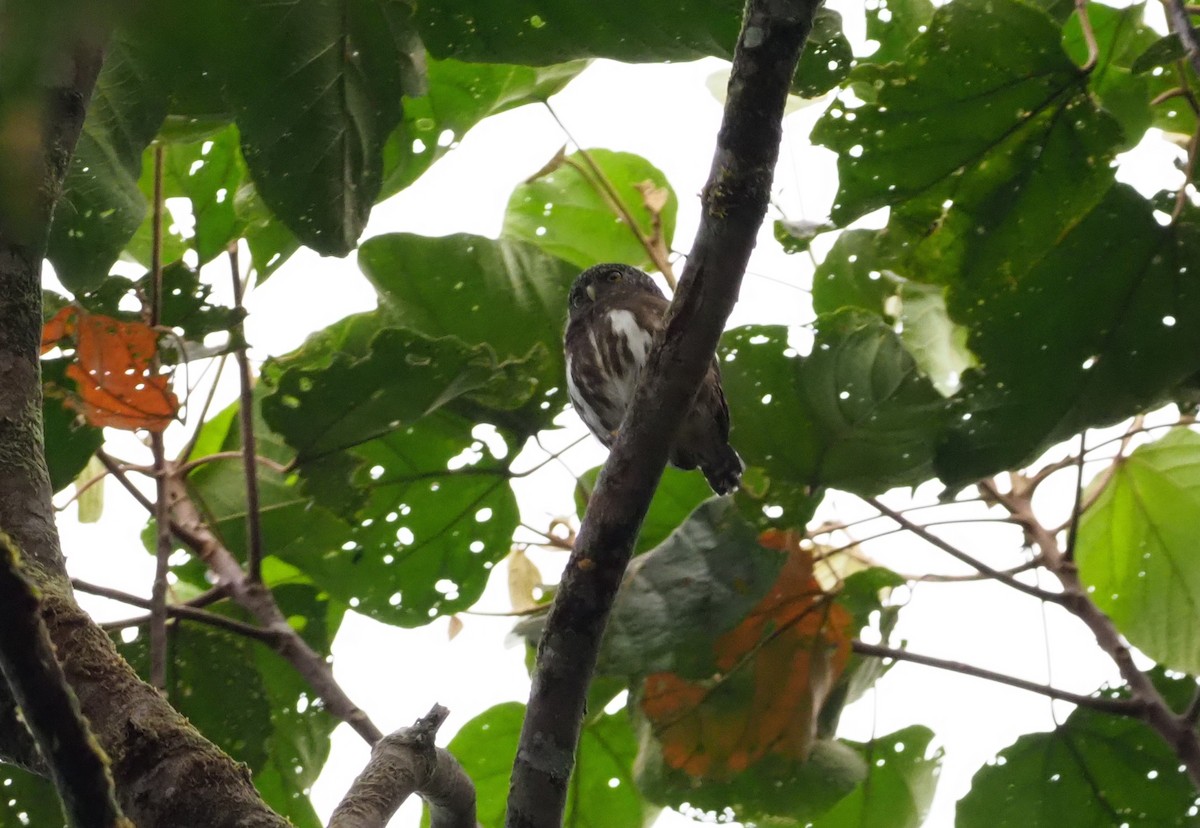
606, 270, 622, 282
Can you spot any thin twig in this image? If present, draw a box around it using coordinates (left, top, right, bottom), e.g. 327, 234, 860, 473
852, 640, 1141, 715
177, 353, 230, 464
1184, 686, 1200, 726
544, 103, 677, 288
53, 465, 109, 511
1173, 124, 1200, 223
1075, 0, 1100, 71
1062, 432, 1088, 563
227, 244, 264, 583
863, 497, 1064, 603
148, 143, 171, 692
175, 450, 290, 477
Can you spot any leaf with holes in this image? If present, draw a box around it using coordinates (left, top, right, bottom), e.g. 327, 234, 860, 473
358, 233, 580, 434
599, 499, 787, 678
813, 0, 1122, 288
381, 58, 586, 199
812, 726, 941, 828
793, 8, 854, 98
47, 31, 168, 293
721, 314, 950, 498
219, 0, 424, 255
638, 526, 851, 779
41, 306, 179, 431
415, 0, 744, 64
436, 702, 642, 828
936, 187, 1200, 484
1076, 429, 1200, 674
502, 149, 677, 275
958, 672, 1199, 826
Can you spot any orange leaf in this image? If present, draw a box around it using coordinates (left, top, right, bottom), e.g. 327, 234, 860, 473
41, 306, 77, 354
44, 307, 179, 431
641, 531, 851, 780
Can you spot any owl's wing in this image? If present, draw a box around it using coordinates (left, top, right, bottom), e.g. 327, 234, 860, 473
707, 357, 732, 442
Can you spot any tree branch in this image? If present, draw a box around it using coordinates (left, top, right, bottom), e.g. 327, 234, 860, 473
328, 705, 477, 828
226, 244, 265, 583
0, 532, 129, 827
99, 452, 384, 744
1163, 0, 1200, 77
148, 143, 171, 691
863, 496, 1065, 603
505, 2, 820, 825
852, 640, 1140, 715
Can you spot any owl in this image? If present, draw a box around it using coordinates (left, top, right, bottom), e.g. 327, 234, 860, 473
564, 263, 744, 494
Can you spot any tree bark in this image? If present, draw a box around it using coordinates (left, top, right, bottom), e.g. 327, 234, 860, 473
504, 1, 822, 825
0, 33, 288, 828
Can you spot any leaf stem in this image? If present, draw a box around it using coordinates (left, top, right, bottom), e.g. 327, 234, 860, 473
1075, 0, 1100, 72
227, 245, 264, 583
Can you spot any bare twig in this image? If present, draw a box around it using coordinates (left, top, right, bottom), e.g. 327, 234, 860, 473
328, 705, 477, 828
148, 143, 171, 692
852, 640, 1140, 715
96, 452, 384, 744
177, 353, 229, 464
863, 497, 1064, 603
1075, 0, 1100, 71
175, 450, 289, 477
544, 104, 677, 288
506, 3, 819, 825
227, 244, 264, 583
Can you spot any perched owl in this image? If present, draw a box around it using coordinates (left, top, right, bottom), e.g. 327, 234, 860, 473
564, 263, 744, 494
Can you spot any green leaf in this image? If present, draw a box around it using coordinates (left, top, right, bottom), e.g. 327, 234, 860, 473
1131, 33, 1188, 74
501, 149, 677, 274
221, 0, 424, 255
0, 767, 64, 828
811, 229, 903, 317
813, 0, 1121, 288
598, 499, 786, 678
636, 738, 867, 826
862, 0, 935, 67
381, 58, 585, 199
414, 1, 744, 64
358, 233, 580, 434
775, 218, 837, 255
957, 673, 1200, 826
439, 703, 643, 828
936, 186, 1200, 484
895, 282, 977, 398
47, 32, 167, 293
812, 726, 941, 828
575, 464, 714, 554
721, 314, 951, 498
1063, 3, 1158, 149
793, 8, 854, 98
160, 127, 244, 264
41, 360, 103, 493
1076, 429, 1200, 674
263, 328, 530, 465
116, 624, 273, 772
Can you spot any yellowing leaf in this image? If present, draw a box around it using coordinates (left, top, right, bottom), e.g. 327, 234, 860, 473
641, 530, 851, 779
507, 548, 543, 613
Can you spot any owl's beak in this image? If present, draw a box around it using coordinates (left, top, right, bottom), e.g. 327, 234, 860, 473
586, 284, 596, 301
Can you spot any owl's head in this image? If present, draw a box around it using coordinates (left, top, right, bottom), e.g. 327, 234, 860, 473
568, 264, 665, 318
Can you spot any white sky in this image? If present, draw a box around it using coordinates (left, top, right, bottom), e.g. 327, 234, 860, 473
53, 3, 1192, 824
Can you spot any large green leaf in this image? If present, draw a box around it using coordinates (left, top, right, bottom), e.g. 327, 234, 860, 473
597, 499, 785, 678
221, 0, 424, 255
936, 187, 1200, 483
813, 0, 1121, 287
439, 703, 642, 828
720, 314, 950, 499
358, 233, 580, 433
41, 359, 103, 493
1076, 429, 1200, 674
502, 149, 677, 274
47, 31, 167, 293
861, 0, 935, 67
0, 768, 64, 828
117, 624, 273, 772
381, 58, 585, 199
812, 726, 941, 828
957, 673, 1200, 826
414, 1, 743, 64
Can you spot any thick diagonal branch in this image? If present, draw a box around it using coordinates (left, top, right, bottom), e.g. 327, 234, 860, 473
504, 2, 821, 826
328, 705, 477, 828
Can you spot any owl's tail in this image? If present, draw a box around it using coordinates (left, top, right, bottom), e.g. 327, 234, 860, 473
702, 445, 744, 496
